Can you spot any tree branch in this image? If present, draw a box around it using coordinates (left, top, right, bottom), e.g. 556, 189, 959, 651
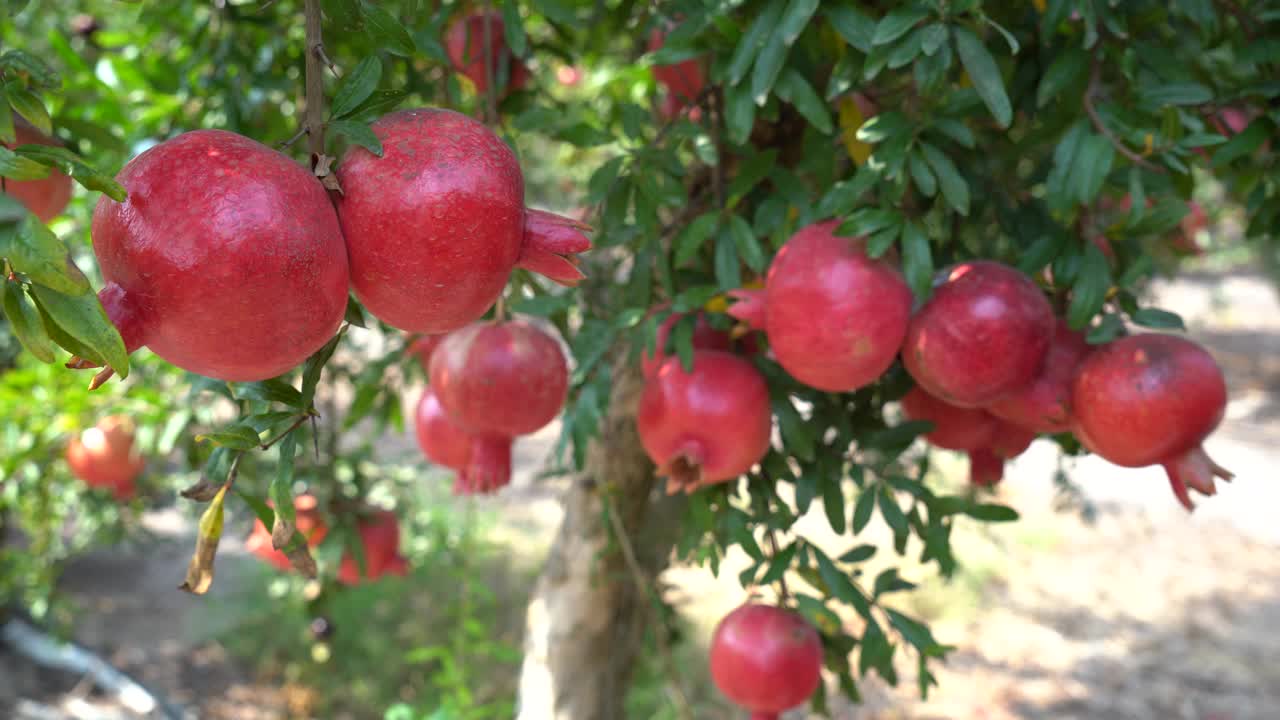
303, 0, 327, 163
1084, 55, 1166, 174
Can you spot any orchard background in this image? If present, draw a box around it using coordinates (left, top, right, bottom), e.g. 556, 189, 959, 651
2, 1, 1278, 719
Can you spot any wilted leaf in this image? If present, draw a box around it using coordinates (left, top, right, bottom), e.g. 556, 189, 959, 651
179, 483, 228, 594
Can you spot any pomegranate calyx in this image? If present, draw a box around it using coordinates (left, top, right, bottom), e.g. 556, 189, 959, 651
968, 448, 1005, 487
518, 208, 593, 287
460, 434, 514, 495
1162, 445, 1234, 512
726, 288, 767, 331
662, 441, 706, 494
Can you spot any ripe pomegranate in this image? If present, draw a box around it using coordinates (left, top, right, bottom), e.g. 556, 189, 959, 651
1071, 333, 1233, 511
429, 319, 569, 437
902, 261, 1054, 407
4, 117, 73, 222
337, 510, 409, 584
444, 11, 529, 97
90, 130, 349, 381
709, 604, 824, 720
65, 415, 144, 500
988, 319, 1092, 434
413, 387, 514, 495
648, 26, 706, 104
335, 109, 591, 333
640, 310, 732, 378
968, 420, 1036, 487
245, 494, 330, 572
900, 387, 996, 452
638, 350, 771, 493
728, 220, 913, 393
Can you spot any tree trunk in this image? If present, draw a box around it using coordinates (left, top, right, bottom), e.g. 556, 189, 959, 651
516, 360, 685, 720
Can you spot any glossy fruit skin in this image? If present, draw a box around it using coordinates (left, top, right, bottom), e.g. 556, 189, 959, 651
5, 118, 73, 222
988, 320, 1092, 433
648, 27, 705, 104
900, 387, 997, 451
414, 388, 474, 471
969, 420, 1037, 487
1072, 333, 1232, 510
430, 319, 569, 437
246, 494, 329, 572
65, 415, 144, 501
640, 310, 732, 378
637, 350, 772, 493
445, 11, 529, 96
709, 604, 823, 718
902, 261, 1054, 408
91, 130, 349, 381
733, 220, 913, 393
337, 510, 409, 584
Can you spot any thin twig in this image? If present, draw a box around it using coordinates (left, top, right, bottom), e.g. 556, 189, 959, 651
603, 492, 694, 720
314, 43, 340, 77
278, 125, 307, 149
1084, 55, 1166, 174
766, 530, 792, 602
260, 413, 314, 450
494, 293, 508, 322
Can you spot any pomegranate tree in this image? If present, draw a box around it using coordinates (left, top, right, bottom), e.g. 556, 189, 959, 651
988, 319, 1092, 434
65, 415, 144, 500
334, 109, 591, 334
709, 604, 824, 720
902, 261, 1054, 407
637, 350, 771, 493
1071, 333, 1233, 510
4, 117, 72, 222
444, 11, 529, 97
90, 130, 350, 381
728, 220, 913, 393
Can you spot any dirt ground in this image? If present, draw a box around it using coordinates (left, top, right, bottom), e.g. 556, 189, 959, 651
2, 269, 1278, 720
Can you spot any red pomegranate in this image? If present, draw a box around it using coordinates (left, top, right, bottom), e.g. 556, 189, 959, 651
245, 494, 330, 572
968, 420, 1036, 487
429, 319, 569, 437
900, 387, 997, 451
637, 350, 771, 493
902, 261, 1054, 407
709, 604, 824, 720
728, 220, 913, 393
337, 510, 409, 584
640, 310, 732, 378
413, 387, 514, 495
65, 415, 144, 500
1071, 333, 1233, 511
90, 130, 349, 381
988, 319, 1092, 434
648, 26, 705, 103
335, 109, 591, 334
4, 117, 73, 222
444, 11, 530, 96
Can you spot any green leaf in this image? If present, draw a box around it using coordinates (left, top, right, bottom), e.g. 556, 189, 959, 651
901, 222, 933, 299
1071, 134, 1115, 204
726, 149, 778, 205
330, 57, 383, 119
773, 395, 815, 461
839, 544, 877, 564
1067, 242, 1111, 331
878, 486, 908, 536
195, 424, 262, 450
674, 213, 719, 265
964, 503, 1020, 522
1131, 308, 1186, 330
865, 225, 901, 258
872, 6, 929, 46
235, 379, 305, 408
362, 2, 417, 56
1036, 48, 1087, 107
301, 328, 344, 408
2, 280, 55, 362
501, 0, 528, 57
0, 50, 60, 89
13, 144, 126, 201
1212, 119, 1269, 166
7, 87, 51, 135
930, 117, 975, 148
724, 83, 757, 145
907, 149, 936, 197
0, 145, 51, 180
30, 284, 128, 377
776, 69, 833, 134
1016, 233, 1065, 275
269, 433, 298, 533
777, 0, 821, 46
342, 89, 410, 122
728, 215, 766, 273
2, 214, 90, 295
0, 93, 13, 145
952, 27, 1011, 128
826, 5, 876, 53
714, 231, 742, 291
728, 0, 785, 85
852, 487, 876, 534
919, 142, 969, 215
760, 542, 798, 585
1139, 82, 1213, 107
837, 207, 901, 238
885, 608, 941, 653
982, 14, 1020, 53
919, 23, 948, 55
328, 119, 384, 156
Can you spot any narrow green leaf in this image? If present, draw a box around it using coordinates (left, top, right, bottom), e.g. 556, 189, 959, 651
728, 214, 766, 273
1212, 119, 1269, 166
826, 5, 876, 53
728, 0, 785, 85
900, 222, 933, 299
13, 144, 126, 201
1131, 307, 1186, 330
777, 0, 821, 45
1139, 82, 1213, 107
269, 433, 298, 538
852, 487, 876, 534
0, 145, 51, 180
329, 56, 382, 119
776, 69, 833, 134
953, 27, 1011, 128
1070, 134, 1114, 204
714, 231, 742, 291
0, 91, 13, 145
501, 0, 528, 57
907, 150, 936, 197
823, 474, 847, 535
3, 214, 90, 295
964, 503, 1020, 522
724, 83, 757, 145
328, 119, 384, 156
674, 213, 719, 265
1016, 233, 1065, 275
2, 281, 55, 362
361, 1, 417, 56
840, 544, 877, 564
301, 328, 344, 407
7, 87, 51, 135
930, 117, 975, 148
919, 142, 969, 215
30, 283, 128, 377
878, 486, 908, 536
1066, 241, 1111, 330
235, 379, 305, 408
195, 424, 262, 450
1036, 48, 1087, 108
919, 23, 947, 55
872, 6, 929, 46
760, 542, 798, 585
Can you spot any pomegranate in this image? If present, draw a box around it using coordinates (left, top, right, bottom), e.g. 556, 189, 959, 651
245, 494, 330, 572
648, 26, 705, 104
406, 333, 446, 371
640, 310, 732, 378
336, 510, 409, 584
728, 220, 913, 393
429, 318, 569, 437
90, 130, 349, 381
709, 604, 824, 720
968, 420, 1036, 487
902, 261, 1054, 407
335, 108, 591, 333
4, 117, 73, 222
1071, 333, 1233, 511
900, 387, 996, 452
413, 387, 514, 495
637, 350, 771, 493
988, 319, 1092, 434
65, 415, 144, 500
444, 11, 529, 97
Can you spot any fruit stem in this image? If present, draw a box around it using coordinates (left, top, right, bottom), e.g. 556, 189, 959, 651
494, 293, 507, 322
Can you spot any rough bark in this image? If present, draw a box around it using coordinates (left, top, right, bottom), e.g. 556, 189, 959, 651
516, 359, 685, 720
